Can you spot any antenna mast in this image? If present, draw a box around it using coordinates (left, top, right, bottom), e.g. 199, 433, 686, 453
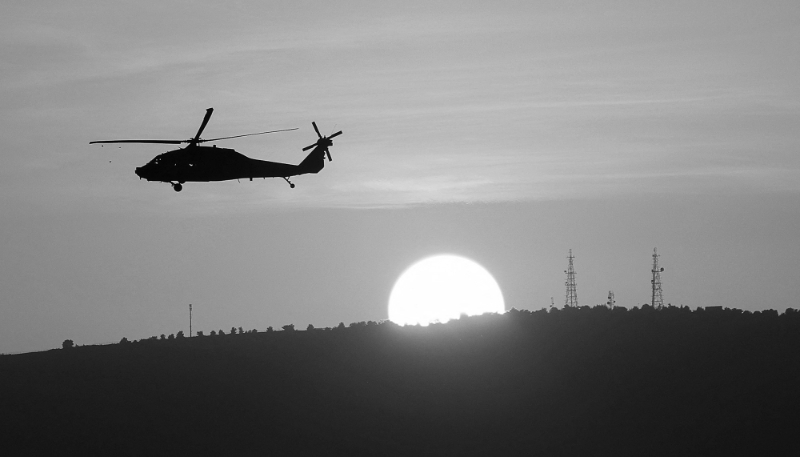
651, 248, 664, 309
189, 304, 193, 337
607, 291, 615, 309
565, 249, 578, 307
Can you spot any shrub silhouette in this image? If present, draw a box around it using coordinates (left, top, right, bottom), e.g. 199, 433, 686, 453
282, 324, 295, 332
61, 339, 74, 349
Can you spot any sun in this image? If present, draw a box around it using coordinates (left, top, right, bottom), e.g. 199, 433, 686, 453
388, 254, 505, 326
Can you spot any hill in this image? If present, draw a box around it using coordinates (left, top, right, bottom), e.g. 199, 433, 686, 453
2, 306, 799, 456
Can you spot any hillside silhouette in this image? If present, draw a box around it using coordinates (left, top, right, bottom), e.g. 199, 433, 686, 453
2, 306, 799, 456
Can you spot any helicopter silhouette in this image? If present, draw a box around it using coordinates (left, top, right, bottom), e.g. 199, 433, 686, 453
90, 108, 342, 192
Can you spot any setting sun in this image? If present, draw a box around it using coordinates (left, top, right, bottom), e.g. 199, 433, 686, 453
388, 255, 505, 326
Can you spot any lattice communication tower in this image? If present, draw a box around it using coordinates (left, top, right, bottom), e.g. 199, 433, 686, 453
564, 249, 578, 307
651, 248, 665, 309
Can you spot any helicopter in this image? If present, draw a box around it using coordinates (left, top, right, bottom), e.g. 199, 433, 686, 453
90, 108, 342, 192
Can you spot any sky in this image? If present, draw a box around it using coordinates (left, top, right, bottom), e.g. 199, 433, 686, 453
1, 1, 798, 353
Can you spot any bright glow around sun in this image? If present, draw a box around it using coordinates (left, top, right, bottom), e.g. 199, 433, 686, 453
388, 254, 505, 326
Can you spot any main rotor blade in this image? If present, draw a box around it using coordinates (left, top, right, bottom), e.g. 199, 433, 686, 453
192, 107, 214, 143
302, 142, 317, 151
312, 122, 321, 139
328, 131, 343, 139
90, 139, 184, 144
200, 128, 298, 143
325, 148, 332, 161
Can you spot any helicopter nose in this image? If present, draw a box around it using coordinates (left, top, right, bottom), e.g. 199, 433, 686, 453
135, 167, 143, 178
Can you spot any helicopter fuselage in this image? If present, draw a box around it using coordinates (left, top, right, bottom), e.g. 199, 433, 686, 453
134, 144, 326, 185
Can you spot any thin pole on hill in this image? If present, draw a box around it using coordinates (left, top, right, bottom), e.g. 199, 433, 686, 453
189, 304, 193, 338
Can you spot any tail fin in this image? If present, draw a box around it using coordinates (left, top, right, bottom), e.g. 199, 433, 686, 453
298, 146, 326, 174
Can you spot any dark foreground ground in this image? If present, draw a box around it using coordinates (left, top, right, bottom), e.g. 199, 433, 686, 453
2, 306, 799, 456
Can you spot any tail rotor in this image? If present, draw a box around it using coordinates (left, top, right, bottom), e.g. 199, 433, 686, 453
302, 122, 342, 161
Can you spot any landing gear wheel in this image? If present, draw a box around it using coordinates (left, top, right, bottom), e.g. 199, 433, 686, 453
172, 183, 183, 192
290, 183, 295, 189
283, 177, 295, 188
